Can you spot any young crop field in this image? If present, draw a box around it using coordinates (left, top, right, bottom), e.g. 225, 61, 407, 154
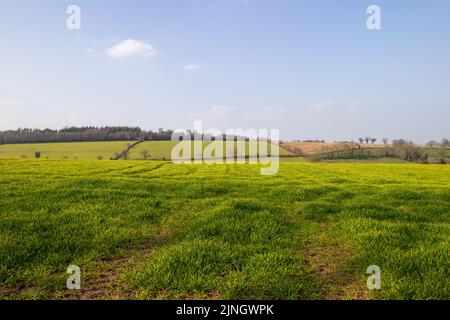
129, 141, 295, 160
0, 141, 295, 161
0, 141, 132, 160
0, 159, 448, 300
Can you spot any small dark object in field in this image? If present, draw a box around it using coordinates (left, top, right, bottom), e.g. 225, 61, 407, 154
35, 152, 41, 159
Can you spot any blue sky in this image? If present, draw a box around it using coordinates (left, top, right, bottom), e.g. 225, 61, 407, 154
0, 0, 449, 142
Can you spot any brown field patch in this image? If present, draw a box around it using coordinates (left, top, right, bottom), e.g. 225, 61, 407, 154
281, 142, 387, 156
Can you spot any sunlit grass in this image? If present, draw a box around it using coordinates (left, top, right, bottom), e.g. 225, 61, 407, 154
0, 160, 448, 299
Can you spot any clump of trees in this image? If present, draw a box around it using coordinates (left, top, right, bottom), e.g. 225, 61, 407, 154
426, 140, 439, 147
427, 138, 450, 148
442, 138, 450, 147
391, 139, 427, 162
358, 137, 377, 144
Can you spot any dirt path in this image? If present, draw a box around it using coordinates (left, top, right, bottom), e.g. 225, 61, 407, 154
63, 229, 170, 300
66, 247, 155, 300
303, 222, 369, 300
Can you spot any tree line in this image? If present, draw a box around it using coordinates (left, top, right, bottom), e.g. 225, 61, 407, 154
0, 127, 258, 145
0, 127, 174, 144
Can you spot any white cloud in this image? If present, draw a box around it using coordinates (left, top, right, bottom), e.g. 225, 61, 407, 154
105, 39, 157, 59
86, 38, 118, 55
184, 64, 202, 71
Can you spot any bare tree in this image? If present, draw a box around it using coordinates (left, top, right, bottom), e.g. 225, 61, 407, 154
392, 139, 425, 161
426, 140, 438, 147
392, 139, 407, 146
370, 138, 377, 144
441, 138, 450, 148
358, 137, 364, 144
382, 138, 388, 144
122, 150, 129, 160
364, 137, 370, 144
140, 149, 150, 160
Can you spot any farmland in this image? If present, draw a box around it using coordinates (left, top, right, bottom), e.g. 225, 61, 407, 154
0, 141, 295, 161
280, 142, 387, 156
0, 141, 132, 160
129, 141, 295, 160
0, 159, 448, 300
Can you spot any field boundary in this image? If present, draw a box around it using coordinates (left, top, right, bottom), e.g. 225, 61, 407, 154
111, 140, 144, 160
307, 147, 394, 160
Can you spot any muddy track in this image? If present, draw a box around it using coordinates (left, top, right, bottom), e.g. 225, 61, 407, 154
64, 229, 170, 300
303, 221, 369, 300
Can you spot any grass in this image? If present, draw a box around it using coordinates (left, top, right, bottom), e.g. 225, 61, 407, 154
0, 141, 132, 160
0, 141, 295, 161
0, 160, 448, 300
129, 141, 295, 160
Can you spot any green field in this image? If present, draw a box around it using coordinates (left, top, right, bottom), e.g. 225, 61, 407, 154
0, 141, 295, 161
129, 141, 295, 160
0, 141, 132, 160
0, 159, 448, 300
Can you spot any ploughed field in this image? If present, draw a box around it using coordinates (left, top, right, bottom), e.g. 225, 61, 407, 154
0, 159, 449, 299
